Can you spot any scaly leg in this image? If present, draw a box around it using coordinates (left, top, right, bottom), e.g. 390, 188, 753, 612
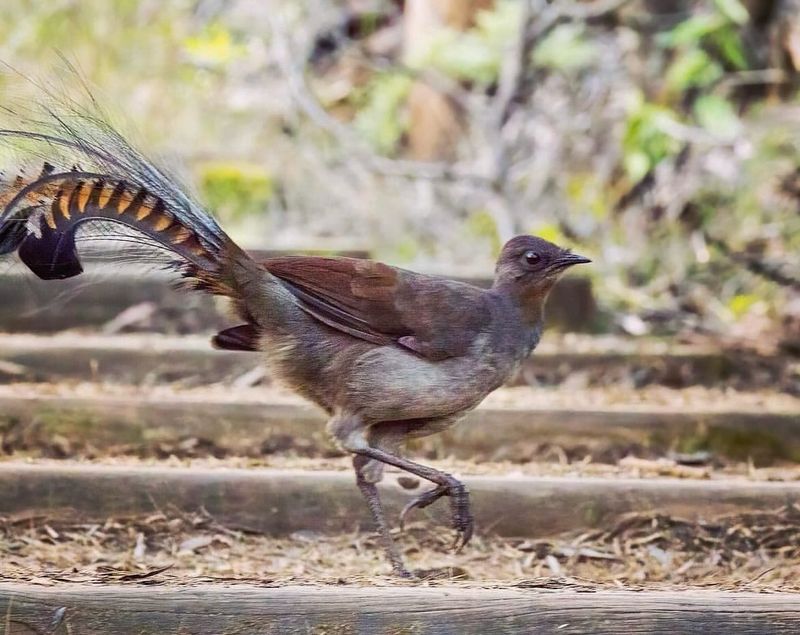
353, 446, 473, 550
365, 416, 470, 541
352, 455, 412, 578
330, 414, 474, 562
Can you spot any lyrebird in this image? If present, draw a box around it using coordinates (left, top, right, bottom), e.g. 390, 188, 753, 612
0, 107, 589, 576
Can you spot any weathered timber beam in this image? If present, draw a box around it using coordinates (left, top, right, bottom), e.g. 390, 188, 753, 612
0, 464, 797, 537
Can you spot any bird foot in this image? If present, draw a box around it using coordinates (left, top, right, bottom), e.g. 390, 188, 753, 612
448, 480, 474, 552
399, 478, 473, 551
399, 484, 448, 529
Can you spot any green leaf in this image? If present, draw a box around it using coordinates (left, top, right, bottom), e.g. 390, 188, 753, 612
533, 23, 598, 72
622, 95, 684, 180
665, 49, 723, 93
694, 94, 741, 139
709, 26, 749, 70
623, 150, 652, 182
713, 0, 750, 25
660, 14, 725, 48
475, 0, 523, 47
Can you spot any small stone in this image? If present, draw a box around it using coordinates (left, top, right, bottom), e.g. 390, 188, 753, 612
397, 476, 420, 490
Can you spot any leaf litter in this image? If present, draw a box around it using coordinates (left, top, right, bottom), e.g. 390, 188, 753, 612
1, 505, 799, 591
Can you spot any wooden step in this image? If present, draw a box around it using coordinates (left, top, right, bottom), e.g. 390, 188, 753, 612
0, 463, 797, 538
1, 584, 798, 634
0, 268, 595, 332
1, 333, 790, 391
2, 391, 798, 463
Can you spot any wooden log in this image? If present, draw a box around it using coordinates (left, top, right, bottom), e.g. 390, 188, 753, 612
0, 335, 255, 385
1, 333, 776, 390
1, 584, 799, 635
0, 271, 225, 333
1, 392, 798, 463
0, 463, 797, 538
0, 270, 595, 332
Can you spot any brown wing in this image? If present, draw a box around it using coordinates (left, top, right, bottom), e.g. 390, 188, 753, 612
262, 256, 490, 360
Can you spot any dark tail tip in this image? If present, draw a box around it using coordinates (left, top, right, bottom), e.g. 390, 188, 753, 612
212, 324, 259, 351
15, 216, 83, 280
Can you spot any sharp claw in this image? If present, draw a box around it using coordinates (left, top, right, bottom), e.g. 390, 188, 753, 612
464, 521, 474, 544
456, 520, 474, 552
398, 485, 448, 532
398, 500, 415, 532
450, 520, 473, 553
447, 482, 473, 552
399, 479, 473, 550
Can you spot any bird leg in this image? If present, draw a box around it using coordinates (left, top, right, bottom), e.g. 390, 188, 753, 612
353, 446, 474, 551
330, 413, 474, 568
352, 455, 412, 578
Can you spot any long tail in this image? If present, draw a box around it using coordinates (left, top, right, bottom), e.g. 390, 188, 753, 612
0, 123, 250, 297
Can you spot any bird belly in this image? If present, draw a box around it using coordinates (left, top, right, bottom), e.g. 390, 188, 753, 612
258, 327, 514, 424
343, 339, 510, 422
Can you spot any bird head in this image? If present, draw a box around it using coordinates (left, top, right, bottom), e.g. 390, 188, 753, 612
493, 235, 591, 315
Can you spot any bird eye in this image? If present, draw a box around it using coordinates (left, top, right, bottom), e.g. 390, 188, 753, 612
523, 250, 540, 266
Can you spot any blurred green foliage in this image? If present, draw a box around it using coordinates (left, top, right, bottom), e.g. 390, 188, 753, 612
619, 1, 752, 182
622, 96, 685, 182
408, 1, 521, 84
662, 7, 748, 70
359, 0, 754, 189
563, 174, 613, 222
198, 162, 274, 221
728, 293, 759, 318
1, 0, 797, 335
533, 24, 598, 72
693, 94, 741, 140
665, 48, 724, 93
465, 209, 502, 256
531, 223, 569, 248
0, 1, 280, 226
354, 73, 413, 154
183, 22, 247, 68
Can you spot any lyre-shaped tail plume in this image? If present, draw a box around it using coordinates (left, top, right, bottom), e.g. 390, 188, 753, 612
0, 93, 249, 296
1, 162, 217, 280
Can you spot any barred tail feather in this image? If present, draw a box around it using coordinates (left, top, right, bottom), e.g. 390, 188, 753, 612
0, 165, 236, 292
0, 72, 258, 293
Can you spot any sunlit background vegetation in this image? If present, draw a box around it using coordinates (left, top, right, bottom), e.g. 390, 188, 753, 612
1, 0, 798, 346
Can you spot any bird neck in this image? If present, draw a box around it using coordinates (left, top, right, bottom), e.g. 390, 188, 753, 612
492, 280, 549, 329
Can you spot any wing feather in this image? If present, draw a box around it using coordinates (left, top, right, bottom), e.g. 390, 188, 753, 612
262, 256, 489, 360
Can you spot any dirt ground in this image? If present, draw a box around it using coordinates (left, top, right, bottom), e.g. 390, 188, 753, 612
2, 506, 799, 592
